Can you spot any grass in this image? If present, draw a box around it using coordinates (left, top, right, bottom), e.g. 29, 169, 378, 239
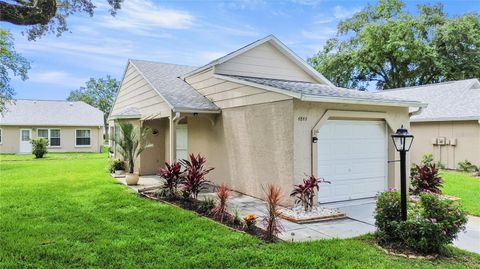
1, 153, 479, 268
441, 170, 480, 216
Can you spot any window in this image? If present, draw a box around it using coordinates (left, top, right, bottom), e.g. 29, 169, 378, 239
50, 129, 61, 146
0, 128, 2, 144
37, 128, 61, 147
76, 129, 91, 146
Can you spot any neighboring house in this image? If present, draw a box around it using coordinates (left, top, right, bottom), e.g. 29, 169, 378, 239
379, 79, 480, 169
0, 100, 104, 154
109, 35, 424, 204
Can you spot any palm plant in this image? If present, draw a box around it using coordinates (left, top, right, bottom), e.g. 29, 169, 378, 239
262, 184, 283, 241
113, 121, 151, 174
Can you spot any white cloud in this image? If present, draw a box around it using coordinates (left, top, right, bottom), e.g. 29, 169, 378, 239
333, 5, 360, 20
28, 71, 87, 87
99, 0, 194, 35
199, 51, 228, 62
219, 0, 267, 11
290, 0, 322, 6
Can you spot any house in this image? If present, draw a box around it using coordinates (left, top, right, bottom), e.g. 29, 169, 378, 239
0, 100, 104, 154
379, 79, 480, 169
109, 35, 424, 204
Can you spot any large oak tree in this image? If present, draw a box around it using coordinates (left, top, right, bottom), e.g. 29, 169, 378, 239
308, 0, 480, 90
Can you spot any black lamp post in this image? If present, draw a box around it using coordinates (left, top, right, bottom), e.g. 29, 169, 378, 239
391, 125, 414, 221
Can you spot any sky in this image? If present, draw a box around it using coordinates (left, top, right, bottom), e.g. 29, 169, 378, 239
3, 0, 479, 100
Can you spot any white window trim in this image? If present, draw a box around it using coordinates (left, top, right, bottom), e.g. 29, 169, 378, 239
37, 128, 62, 148
75, 128, 92, 147
0, 128, 2, 144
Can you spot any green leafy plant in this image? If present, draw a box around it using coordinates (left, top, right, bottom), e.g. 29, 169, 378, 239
290, 175, 330, 211
262, 184, 284, 241
31, 138, 48, 158
375, 191, 467, 254
232, 206, 242, 226
108, 159, 125, 173
198, 197, 215, 213
458, 160, 479, 172
112, 121, 151, 174
410, 163, 443, 195
421, 153, 434, 165
157, 161, 184, 198
180, 153, 214, 199
212, 184, 230, 223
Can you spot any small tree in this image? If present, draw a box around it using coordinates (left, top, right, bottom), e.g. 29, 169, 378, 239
31, 137, 48, 158
262, 184, 283, 241
113, 121, 151, 174
290, 175, 330, 211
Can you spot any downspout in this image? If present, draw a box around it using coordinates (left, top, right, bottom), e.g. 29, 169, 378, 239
409, 106, 423, 117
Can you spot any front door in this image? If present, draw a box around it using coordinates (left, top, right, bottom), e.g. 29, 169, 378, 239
176, 124, 188, 161
19, 129, 32, 154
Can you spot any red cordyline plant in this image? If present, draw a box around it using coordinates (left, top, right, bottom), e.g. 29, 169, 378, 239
410, 163, 443, 195
262, 184, 284, 241
180, 153, 214, 199
290, 175, 330, 211
157, 161, 184, 198
212, 184, 230, 222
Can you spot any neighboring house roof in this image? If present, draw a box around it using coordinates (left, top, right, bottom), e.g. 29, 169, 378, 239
377, 79, 480, 122
216, 74, 425, 107
180, 35, 335, 87
129, 60, 220, 113
0, 100, 104, 126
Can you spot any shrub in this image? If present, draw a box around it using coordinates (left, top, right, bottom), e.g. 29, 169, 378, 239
212, 184, 230, 222
262, 184, 283, 240
31, 138, 48, 158
421, 153, 434, 165
375, 191, 467, 254
108, 159, 125, 173
232, 206, 242, 226
410, 163, 443, 195
180, 153, 214, 199
458, 160, 479, 172
243, 213, 257, 231
198, 197, 215, 213
290, 174, 330, 211
157, 161, 184, 198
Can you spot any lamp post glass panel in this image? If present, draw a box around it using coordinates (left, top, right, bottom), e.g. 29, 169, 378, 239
391, 125, 414, 221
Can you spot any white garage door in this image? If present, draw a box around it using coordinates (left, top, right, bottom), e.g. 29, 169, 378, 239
317, 120, 387, 203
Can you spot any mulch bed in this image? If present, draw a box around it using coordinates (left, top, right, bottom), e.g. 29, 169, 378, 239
138, 189, 280, 243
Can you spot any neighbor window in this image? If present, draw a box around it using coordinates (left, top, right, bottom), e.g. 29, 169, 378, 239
37, 128, 61, 147
76, 129, 91, 146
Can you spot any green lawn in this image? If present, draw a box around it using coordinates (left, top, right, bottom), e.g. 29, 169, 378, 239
1, 153, 479, 268
441, 170, 480, 216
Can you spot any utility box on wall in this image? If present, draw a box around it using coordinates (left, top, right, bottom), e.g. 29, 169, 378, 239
437, 137, 446, 145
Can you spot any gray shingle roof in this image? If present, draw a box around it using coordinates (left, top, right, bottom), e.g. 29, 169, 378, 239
377, 79, 480, 122
129, 60, 219, 112
223, 75, 423, 106
1, 100, 104, 126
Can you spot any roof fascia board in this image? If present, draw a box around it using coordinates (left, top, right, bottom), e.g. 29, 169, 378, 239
301, 95, 425, 108
214, 74, 301, 99
173, 108, 221, 114
129, 61, 175, 111
0, 123, 104, 127
411, 116, 480, 122
108, 60, 132, 118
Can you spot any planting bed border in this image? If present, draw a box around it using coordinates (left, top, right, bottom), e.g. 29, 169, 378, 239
138, 189, 281, 243
280, 211, 346, 224
375, 243, 438, 260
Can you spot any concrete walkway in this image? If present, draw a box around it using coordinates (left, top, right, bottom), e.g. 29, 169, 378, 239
118, 175, 479, 252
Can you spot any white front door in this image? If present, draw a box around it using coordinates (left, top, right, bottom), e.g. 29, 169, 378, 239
317, 120, 387, 203
19, 129, 32, 154
176, 124, 188, 161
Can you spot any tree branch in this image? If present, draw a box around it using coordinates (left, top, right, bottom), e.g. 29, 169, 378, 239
0, 0, 57, 26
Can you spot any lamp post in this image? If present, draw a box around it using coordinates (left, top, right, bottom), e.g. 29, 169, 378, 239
391, 125, 414, 221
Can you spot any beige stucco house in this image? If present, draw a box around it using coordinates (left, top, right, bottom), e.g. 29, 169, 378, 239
109, 35, 424, 204
380, 79, 480, 169
0, 100, 104, 154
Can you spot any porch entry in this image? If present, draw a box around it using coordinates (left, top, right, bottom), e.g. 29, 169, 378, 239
176, 124, 188, 160
19, 129, 32, 154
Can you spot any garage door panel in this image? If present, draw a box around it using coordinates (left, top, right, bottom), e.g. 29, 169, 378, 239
317, 120, 387, 203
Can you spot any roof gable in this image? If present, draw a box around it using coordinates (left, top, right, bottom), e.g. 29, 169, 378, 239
1, 100, 104, 126
182, 35, 334, 86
